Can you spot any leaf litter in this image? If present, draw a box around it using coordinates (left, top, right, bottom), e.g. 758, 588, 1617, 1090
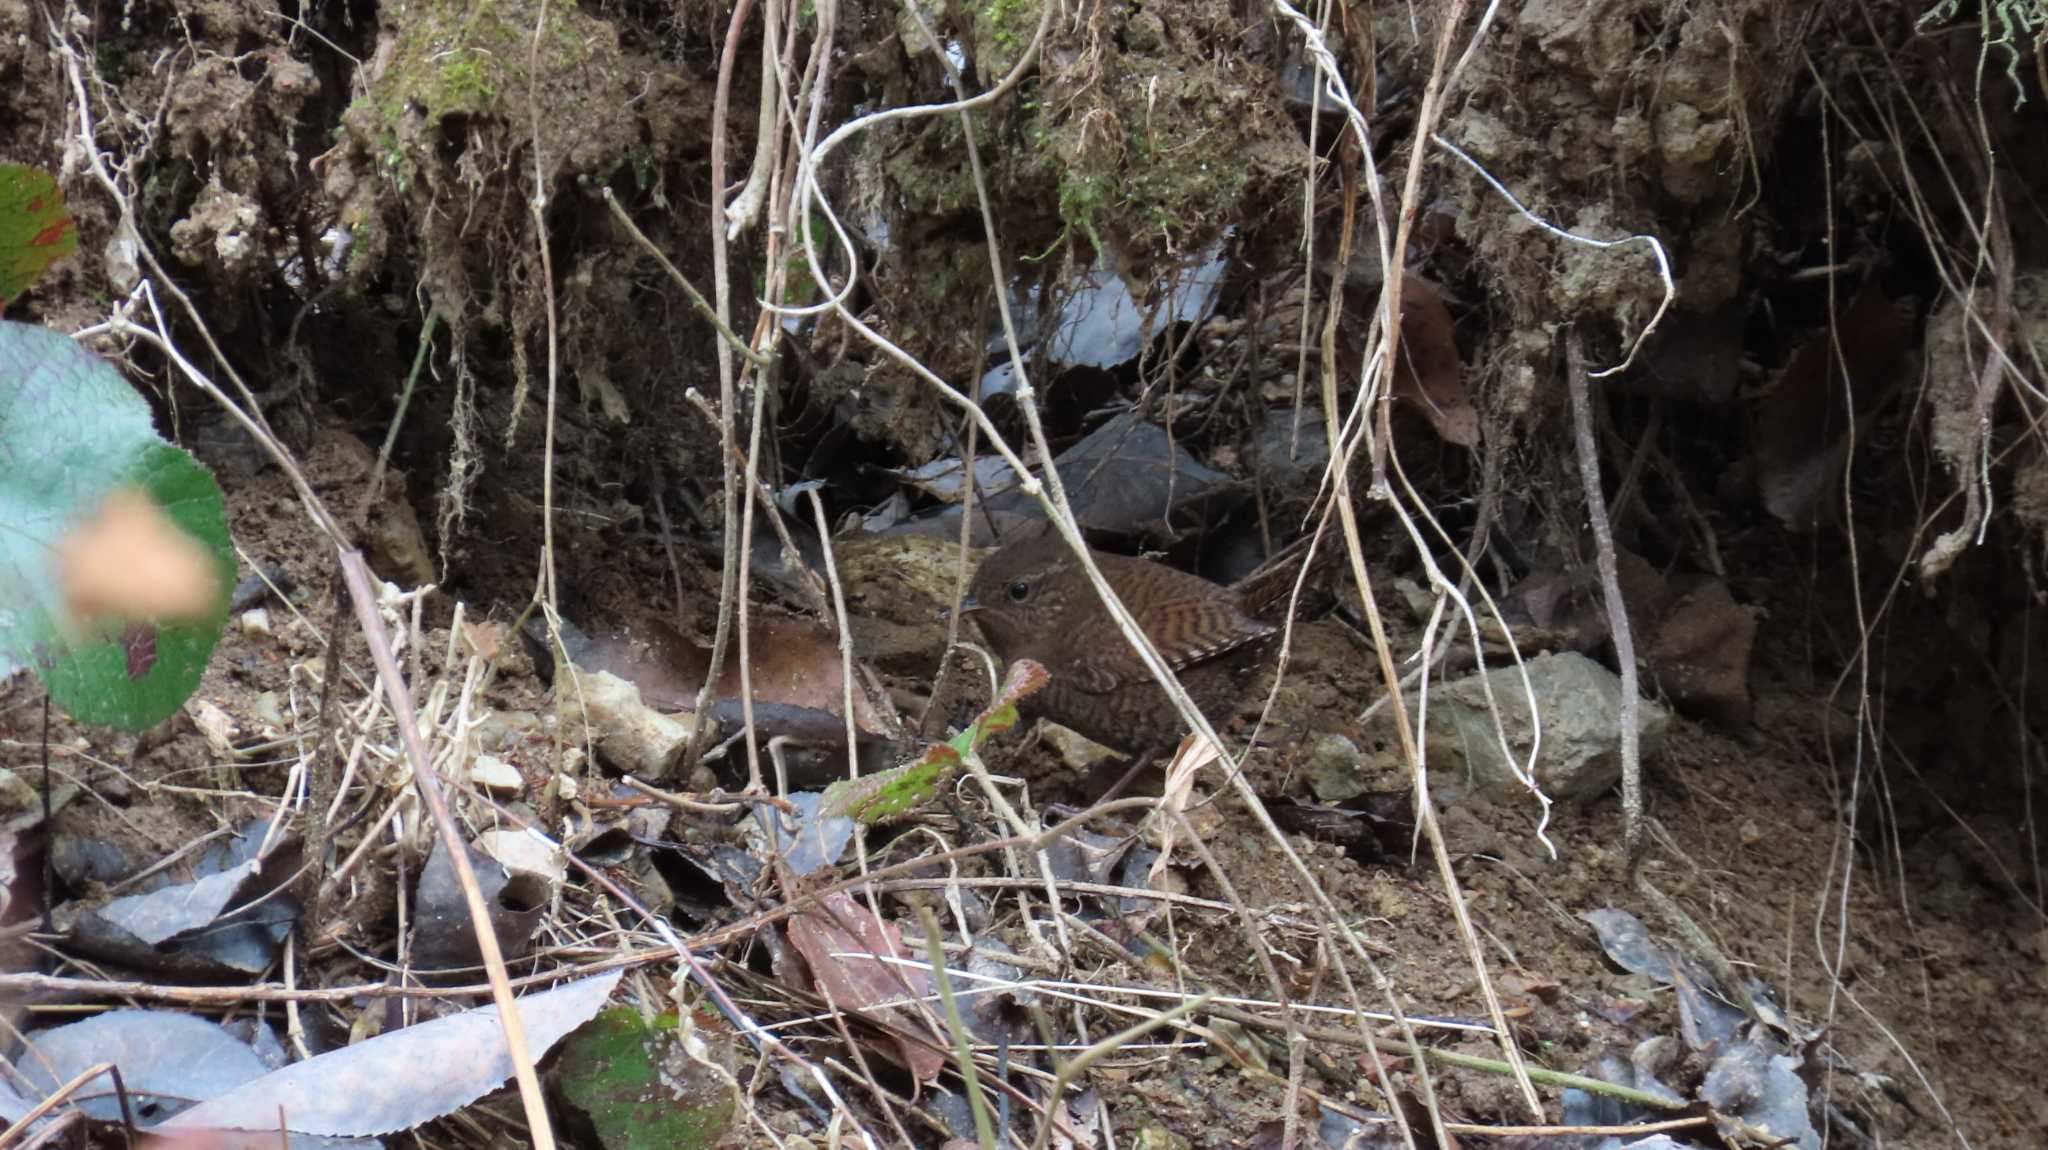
8, 3, 2044, 1146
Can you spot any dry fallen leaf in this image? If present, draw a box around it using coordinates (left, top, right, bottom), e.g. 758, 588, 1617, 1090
568, 620, 890, 740
459, 618, 507, 660
1392, 274, 1478, 447
57, 487, 221, 625
188, 699, 239, 760
162, 971, 621, 1135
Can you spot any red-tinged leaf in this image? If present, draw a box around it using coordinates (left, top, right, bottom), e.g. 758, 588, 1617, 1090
564, 619, 890, 739
786, 892, 944, 1082
0, 165, 78, 306
816, 658, 1049, 826
989, 657, 1049, 717
122, 623, 159, 680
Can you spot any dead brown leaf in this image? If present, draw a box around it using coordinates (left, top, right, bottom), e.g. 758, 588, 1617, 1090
1755, 284, 1912, 529
1393, 274, 1478, 447
459, 619, 507, 660
571, 620, 889, 739
785, 892, 944, 1082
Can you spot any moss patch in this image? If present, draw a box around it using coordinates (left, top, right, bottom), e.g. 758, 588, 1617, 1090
883, 0, 1294, 284
346, 0, 635, 193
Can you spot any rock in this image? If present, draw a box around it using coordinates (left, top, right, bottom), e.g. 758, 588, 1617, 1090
475, 708, 546, 752
1409, 651, 1670, 804
1039, 723, 1122, 773
559, 670, 700, 780
1436, 803, 1500, 856
1506, 553, 1754, 726
307, 427, 436, 588
188, 698, 239, 759
469, 754, 525, 796
249, 691, 284, 729
478, 828, 565, 884
0, 770, 37, 825
365, 495, 435, 589
1303, 733, 1364, 803
834, 533, 976, 675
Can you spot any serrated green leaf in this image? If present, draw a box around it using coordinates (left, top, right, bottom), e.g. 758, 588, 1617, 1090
41, 445, 233, 729
0, 165, 78, 306
820, 747, 955, 824
0, 322, 234, 729
817, 658, 1048, 825
556, 1008, 734, 1150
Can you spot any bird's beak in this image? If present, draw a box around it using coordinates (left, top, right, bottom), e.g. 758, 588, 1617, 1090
939, 596, 980, 623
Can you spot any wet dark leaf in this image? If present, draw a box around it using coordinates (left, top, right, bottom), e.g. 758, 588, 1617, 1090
409, 836, 549, 974
1582, 907, 1676, 983
19, 1011, 267, 1124
555, 1007, 735, 1150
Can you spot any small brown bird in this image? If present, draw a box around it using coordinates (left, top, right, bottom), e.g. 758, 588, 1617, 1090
965, 533, 1278, 760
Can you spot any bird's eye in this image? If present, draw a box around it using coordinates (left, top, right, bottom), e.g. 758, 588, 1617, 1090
1007, 579, 1031, 602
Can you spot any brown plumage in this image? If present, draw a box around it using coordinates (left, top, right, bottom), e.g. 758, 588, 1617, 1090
966, 534, 1278, 756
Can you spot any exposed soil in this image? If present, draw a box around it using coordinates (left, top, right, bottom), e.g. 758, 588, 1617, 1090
4, 1, 2047, 1148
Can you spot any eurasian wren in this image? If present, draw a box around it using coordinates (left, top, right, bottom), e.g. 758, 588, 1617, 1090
966, 534, 1277, 758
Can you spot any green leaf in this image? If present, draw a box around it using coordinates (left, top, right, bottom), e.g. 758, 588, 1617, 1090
556, 1008, 735, 1150
0, 321, 234, 729
0, 165, 78, 307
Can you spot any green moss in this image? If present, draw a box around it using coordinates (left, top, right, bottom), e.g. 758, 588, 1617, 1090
1030, 54, 1289, 260
328, 0, 639, 300
350, 0, 611, 154
427, 51, 496, 116
968, 0, 1044, 80
883, 118, 980, 216
1055, 166, 1112, 257
978, 0, 1037, 56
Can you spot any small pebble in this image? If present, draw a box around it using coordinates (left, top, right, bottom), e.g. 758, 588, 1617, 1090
239, 607, 273, 639
474, 708, 544, 751
469, 754, 525, 796
251, 690, 285, 729
478, 828, 564, 883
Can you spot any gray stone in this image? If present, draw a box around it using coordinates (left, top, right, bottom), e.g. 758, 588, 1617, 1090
1303, 733, 1364, 803
1416, 651, 1669, 804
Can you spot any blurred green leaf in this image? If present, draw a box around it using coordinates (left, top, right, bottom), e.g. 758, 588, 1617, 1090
0, 322, 233, 729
